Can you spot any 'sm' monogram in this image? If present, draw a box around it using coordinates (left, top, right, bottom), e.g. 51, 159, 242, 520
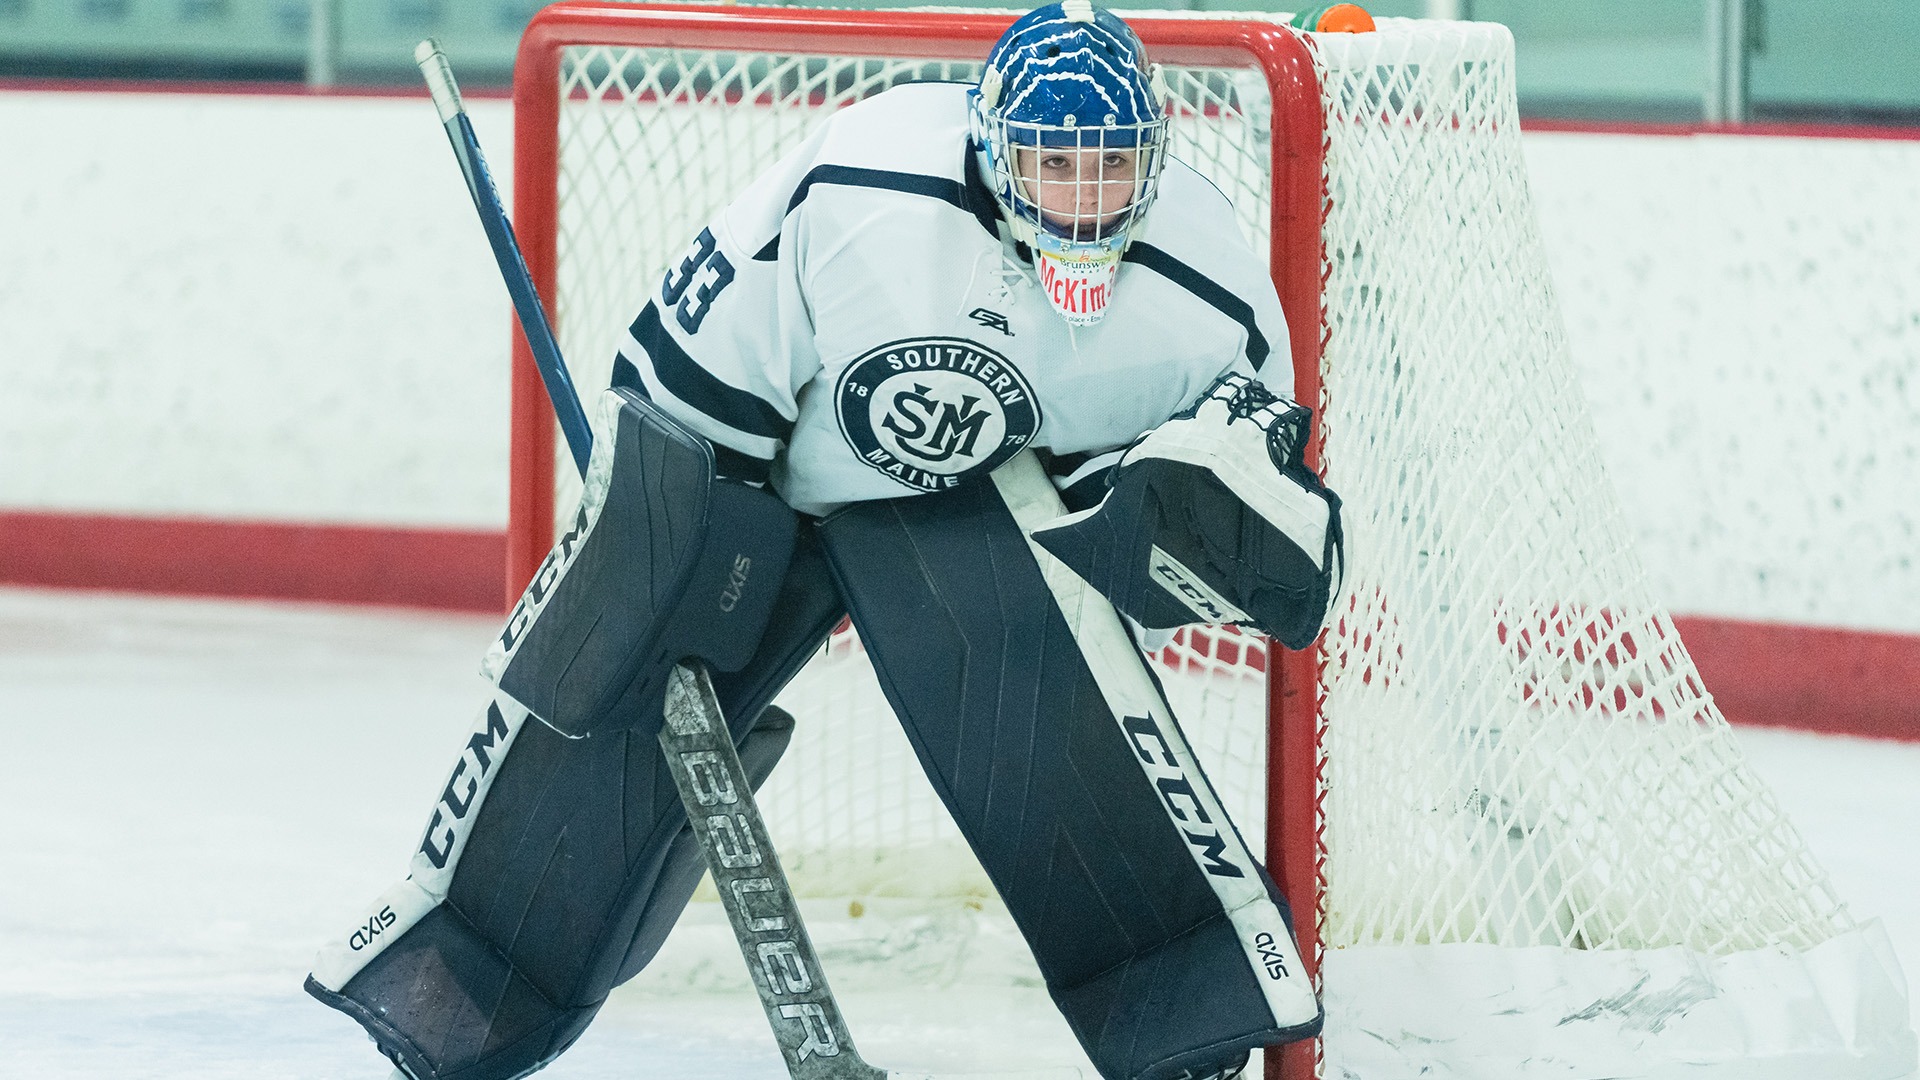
881, 385, 990, 463
833, 336, 1037, 492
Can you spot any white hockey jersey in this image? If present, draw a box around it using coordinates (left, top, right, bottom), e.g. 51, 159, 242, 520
614, 81, 1290, 517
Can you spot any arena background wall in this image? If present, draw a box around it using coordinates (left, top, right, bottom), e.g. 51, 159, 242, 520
1, 86, 1915, 738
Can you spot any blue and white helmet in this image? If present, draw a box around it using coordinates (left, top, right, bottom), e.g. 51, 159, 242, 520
970, 1, 1170, 325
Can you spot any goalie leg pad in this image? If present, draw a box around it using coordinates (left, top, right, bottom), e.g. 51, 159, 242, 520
486, 386, 799, 737
817, 479, 1321, 1080
306, 529, 845, 1080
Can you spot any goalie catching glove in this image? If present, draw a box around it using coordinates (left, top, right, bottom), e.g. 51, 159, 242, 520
1032, 373, 1344, 650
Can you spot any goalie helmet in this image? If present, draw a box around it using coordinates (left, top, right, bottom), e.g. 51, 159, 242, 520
970, 0, 1170, 326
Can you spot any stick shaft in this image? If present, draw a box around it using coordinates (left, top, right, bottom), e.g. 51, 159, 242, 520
660, 663, 887, 1080
415, 38, 593, 478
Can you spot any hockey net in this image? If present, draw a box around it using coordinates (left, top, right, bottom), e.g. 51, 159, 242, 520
508, 5, 1913, 1078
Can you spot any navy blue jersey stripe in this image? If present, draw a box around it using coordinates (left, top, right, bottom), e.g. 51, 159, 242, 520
1041, 448, 1096, 477
624, 302, 794, 443
612, 360, 774, 484
783, 165, 966, 215
709, 442, 774, 486
1122, 243, 1270, 372
755, 152, 1001, 262
960, 146, 1004, 237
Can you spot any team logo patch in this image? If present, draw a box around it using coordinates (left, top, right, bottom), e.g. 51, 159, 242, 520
835, 337, 1040, 493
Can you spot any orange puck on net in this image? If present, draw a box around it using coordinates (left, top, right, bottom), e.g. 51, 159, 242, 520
1290, 3, 1377, 33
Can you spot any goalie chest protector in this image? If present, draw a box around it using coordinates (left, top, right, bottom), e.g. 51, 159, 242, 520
614, 81, 1290, 517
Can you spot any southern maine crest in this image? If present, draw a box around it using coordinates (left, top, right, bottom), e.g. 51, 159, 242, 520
835, 337, 1040, 493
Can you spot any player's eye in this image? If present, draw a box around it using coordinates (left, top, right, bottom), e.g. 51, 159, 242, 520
1102, 153, 1129, 171
1040, 154, 1072, 173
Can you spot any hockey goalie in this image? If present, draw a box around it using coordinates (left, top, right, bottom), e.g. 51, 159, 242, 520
306, 5, 1344, 1078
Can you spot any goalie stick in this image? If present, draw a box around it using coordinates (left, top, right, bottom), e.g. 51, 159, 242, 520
659, 663, 903, 1080
411, 39, 1081, 1080
414, 39, 592, 476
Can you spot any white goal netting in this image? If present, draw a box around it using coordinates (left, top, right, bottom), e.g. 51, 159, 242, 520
518, 9, 1914, 1078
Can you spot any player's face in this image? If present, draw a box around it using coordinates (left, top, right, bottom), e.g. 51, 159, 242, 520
1014, 147, 1141, 240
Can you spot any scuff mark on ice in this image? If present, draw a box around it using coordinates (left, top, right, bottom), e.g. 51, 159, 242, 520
1557, 970, 1718, 1035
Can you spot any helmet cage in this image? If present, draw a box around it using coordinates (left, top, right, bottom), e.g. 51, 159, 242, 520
978, 111, 1170, 260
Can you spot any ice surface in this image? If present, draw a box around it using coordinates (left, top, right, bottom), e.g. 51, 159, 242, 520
0, 589, 1085, 1078
0, 588, 1913, 1078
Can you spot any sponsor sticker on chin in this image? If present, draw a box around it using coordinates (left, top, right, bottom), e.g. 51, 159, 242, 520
1037, 252, 1118, 326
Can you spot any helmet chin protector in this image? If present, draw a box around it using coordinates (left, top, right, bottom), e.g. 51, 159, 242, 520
970, 1, 1170, 326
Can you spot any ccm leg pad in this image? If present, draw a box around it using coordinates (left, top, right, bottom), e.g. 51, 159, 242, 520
819, 482, 1321, 1080
306, 523, 847, 1080
487, 387, 797, 737
304, 703, 801, 1080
